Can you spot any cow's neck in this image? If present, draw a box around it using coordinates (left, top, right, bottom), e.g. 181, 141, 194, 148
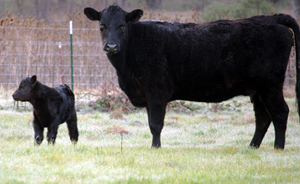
29, 83, 46, 106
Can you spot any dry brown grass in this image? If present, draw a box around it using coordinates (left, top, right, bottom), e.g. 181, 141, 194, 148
109, 107, 125, 120
106, 124, 129, 134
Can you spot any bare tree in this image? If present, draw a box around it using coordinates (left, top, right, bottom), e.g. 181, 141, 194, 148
15, 0, 24, 14
292, 0, 300, 18
102, 0, 108, 7
34, 0, 40, 19
0, 1, 3, 15
34, 0, 49, 21
116, 0, 128, 8
146, 0, 162, 10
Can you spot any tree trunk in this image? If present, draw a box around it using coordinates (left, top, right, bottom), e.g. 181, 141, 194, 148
15, 0, 24, 14
116, 0, 128, 8
146, 0, 162, 10
34, 0, 39, 19
292, 0, 300, 18
34, 0, 48, 21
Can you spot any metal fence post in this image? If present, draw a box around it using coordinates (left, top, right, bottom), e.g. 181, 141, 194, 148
70, 20, 74, 91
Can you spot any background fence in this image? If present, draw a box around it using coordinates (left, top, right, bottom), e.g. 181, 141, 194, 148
0, 12, 120, 101
0, 10, 297, 102
0, 26, 117, 89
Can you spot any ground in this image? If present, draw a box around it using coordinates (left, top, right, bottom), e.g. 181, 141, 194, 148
0, 95, 299, 183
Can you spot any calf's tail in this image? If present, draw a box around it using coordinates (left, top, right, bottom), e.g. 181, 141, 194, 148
275, 14, 300, 118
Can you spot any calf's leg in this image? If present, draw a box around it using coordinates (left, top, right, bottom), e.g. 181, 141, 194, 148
250, 94, 272, 148
47, 121, 59, 144
66, 113, 79, 144
33, 118, 44, 145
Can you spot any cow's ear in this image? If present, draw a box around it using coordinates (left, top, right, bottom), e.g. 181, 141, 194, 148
31, 75, 37, 85
126, 9, 143, 23
84, 7, 101, 21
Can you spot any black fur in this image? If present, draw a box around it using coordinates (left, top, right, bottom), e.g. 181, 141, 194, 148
12, 75, 79, 145
84, 4, 300, 149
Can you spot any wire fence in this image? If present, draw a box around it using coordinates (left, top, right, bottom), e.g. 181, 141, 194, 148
0, 25, 119, 100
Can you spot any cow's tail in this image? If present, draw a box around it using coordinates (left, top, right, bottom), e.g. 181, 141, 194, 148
275, 14, 300, 118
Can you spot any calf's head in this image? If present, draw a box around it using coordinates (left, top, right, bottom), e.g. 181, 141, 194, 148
84, 4, 143, 55
12, 75, 37, 102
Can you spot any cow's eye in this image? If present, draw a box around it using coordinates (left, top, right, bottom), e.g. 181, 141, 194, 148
119, 25, 125, 33
100, 24, 106, 32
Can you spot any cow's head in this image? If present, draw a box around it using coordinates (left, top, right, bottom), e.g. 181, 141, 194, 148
12, 75, 37, 102
84, 4, 143, 55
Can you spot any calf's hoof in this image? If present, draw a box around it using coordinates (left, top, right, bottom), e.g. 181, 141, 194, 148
47, 138, 55, 145
151, 144, 161, 149
71, 139, 78, 145
35, 136, 43, 145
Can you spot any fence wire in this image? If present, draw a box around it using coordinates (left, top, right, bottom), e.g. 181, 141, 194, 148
0, 26, 119, 100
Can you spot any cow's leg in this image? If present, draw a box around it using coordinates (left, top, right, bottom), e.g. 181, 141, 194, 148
259, 89, 289, 149
147, 100, 167, 148
66, 113, 79, 144
250, 94, 272, 148
47, 121, 59, 144
33, 118, 44, 145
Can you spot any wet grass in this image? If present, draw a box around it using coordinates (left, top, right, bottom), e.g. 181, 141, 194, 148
0, 96, 299, 183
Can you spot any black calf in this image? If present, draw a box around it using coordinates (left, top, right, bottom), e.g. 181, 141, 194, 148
13, 75, 79, 145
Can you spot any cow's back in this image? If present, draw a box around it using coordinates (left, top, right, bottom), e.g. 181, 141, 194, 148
127, 16, 294, 102
31, 84, 76, 126
55, 84, 75, 102
54, 84, 75, 115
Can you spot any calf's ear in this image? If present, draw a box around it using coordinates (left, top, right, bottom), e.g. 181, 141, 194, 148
31, 75, 37, 85
84, 7, 101, 21
126, 9, 143, 23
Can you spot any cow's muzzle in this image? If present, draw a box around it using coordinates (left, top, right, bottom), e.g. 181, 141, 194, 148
104, 43, 118, 54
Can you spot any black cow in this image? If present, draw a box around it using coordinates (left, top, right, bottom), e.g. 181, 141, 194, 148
84, 4, 300, 149
12, 75, 79, 145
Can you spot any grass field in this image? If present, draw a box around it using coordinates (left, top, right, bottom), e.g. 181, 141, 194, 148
0, 96, 300, 183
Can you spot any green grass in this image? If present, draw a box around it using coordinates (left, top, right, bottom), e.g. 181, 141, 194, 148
0, 97, 300, 183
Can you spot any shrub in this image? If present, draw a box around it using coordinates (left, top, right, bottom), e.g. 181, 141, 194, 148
88, 91, 141, 113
